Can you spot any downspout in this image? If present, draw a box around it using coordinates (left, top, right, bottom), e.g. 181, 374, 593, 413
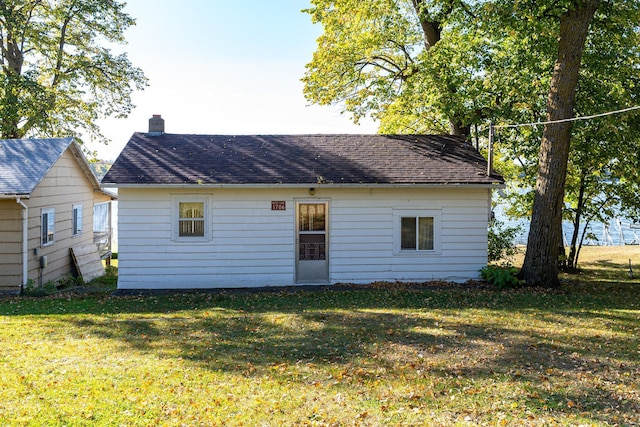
16, 198, 28, 291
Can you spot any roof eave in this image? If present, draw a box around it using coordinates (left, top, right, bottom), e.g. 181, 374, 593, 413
0, 194, 31, 199
102, 182, 505, 190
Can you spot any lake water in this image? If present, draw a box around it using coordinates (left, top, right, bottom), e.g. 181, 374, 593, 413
494, 204, 640, 247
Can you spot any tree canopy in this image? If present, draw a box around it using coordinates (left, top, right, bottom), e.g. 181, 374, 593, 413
303, 0, 497, 137
303, 0, 640, 286
0, 0, 147, 142
497, 1, 640, 270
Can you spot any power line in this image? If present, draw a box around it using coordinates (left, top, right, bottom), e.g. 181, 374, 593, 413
494, 105, 640, 129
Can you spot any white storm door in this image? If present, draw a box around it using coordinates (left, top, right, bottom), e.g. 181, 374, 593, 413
296, 202, 328, 283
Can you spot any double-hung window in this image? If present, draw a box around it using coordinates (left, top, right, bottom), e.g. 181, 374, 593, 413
172, 196, 210, 241
179, 202, 205, 237
42, 208, 55, 246
72, 204, 83, 236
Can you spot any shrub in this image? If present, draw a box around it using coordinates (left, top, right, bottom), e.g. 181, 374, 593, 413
56, 275, 83, 290
21, 275, 83, 297
22, 280, 58, 297
480, 265, 523, 289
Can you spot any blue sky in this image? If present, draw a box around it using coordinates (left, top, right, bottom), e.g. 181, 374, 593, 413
90, 0, 377, 160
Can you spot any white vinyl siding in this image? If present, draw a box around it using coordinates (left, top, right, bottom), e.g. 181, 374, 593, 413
116, 187, 491, 289
330, 192, 484, 284
118, 190, 293, 289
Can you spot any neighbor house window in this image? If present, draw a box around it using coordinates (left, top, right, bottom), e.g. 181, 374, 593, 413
401, 216, 434, 250
172, 196, 210, 241
72, 204, 83, 236
42, 208, 55, 246
394, 209, 440, 254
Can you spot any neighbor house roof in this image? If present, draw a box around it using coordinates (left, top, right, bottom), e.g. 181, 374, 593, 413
0, 137, 108, 197
102, 133, 504, 187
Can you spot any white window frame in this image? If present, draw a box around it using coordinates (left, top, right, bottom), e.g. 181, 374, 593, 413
72, 203, 83, 236
171, 196, 211, 242
41, 208, 56, 246
393, 209, 441, 255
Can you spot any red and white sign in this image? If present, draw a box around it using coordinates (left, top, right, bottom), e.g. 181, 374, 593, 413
271, 201, 286, 211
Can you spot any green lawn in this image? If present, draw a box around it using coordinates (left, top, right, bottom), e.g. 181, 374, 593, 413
1, 249, 638, 426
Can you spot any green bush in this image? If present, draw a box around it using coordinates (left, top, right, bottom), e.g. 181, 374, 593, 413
480, 265, 523, 289
488, 219, 521, 263
21, 275, 84, 297
56, 275, 83, 290
22, 280, 58, 297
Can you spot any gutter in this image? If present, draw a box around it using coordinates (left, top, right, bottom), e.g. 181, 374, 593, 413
16, 198, 28, 290
102, 182, 506, 190
1, 194, 30, 200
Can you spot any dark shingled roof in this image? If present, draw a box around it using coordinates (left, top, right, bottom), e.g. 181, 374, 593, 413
102, 133, 503, 186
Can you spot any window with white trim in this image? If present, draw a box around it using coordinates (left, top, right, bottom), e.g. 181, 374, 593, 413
401, 216, 434, 250
394, 209, 440, 254
72, 204, 83, 236
42, 208, 55, 246
172, 196, 210, 241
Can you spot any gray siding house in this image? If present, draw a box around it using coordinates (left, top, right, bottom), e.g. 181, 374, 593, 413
102, 116, 504, 290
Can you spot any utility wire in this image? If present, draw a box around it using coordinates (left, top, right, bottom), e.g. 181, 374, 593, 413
493, 105, 640, 129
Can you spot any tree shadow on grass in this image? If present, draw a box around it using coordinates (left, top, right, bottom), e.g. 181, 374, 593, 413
57, 287, 640, 424
564, 258, 639, 282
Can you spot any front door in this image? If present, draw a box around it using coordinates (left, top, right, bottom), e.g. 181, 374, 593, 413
296, 202, 328, 283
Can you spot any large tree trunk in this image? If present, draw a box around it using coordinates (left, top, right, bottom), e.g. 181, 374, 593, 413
519, 0, 599, 287
411, 0, 441, 50
450, 120, 471, 138
0, 19, 25, 138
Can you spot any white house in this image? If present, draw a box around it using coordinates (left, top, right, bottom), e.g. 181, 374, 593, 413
102, 116, 504, 290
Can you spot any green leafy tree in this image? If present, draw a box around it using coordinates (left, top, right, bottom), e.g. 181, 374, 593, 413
562, 4, 640, 266
89, 159, 112, 180
563, 119, 640, 268
0, 0, 147, 141
496, 1, 640, 272
303, 0, 499, 138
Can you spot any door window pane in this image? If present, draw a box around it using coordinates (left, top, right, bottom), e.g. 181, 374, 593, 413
299, 204, 325, 231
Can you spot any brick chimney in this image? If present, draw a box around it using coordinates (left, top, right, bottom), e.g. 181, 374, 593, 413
148, 114, 165, 135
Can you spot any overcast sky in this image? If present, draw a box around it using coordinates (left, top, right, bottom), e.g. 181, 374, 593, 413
88, 0, 377, 160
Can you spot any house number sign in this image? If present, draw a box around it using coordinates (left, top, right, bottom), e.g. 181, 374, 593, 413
271, 201, 286, 211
